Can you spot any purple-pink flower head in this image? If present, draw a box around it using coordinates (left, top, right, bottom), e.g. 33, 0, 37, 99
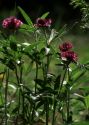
59, 42, 73, 52
61, 51, 78, 62
35, 18, 52, 27
59, 42, 78, 62
2, 16, 23, 29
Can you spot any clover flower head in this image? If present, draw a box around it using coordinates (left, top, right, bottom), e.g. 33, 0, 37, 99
61, 51, 78, 62
59, 42, 73, 52
35, 18, 52, 27
2, 16, 23, 29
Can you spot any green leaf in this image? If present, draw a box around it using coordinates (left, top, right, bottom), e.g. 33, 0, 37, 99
41, 12, 49, 19
50, 45, 57, 56
72, 71, 86, 83
8, 84, 17, 93
84, 61, 89, 66
34, 79, 44, 88
80, 86, 89, 93
10, 41, 17, 51
23, 86, 32, 94
70, 67, 86, 85
47, 29, 58, 45
85, 95, 89, 109
5, 59, 16, 70
57, 24, 67, 38
43, 87, 54, 93
9, 35, 16, 41
19, 24, 35, 32
54, 75, 61, 90
18, 6, 33, 26
12, 106, 19, 114
36, 101, 44, 110
72, 121, 89, 125
23, 41, 41, 53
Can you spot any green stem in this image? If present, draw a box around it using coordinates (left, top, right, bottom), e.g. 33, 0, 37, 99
15, 67, 20, 85
58, 68, 67, 96
22, 93, 25, 124
31, 104, 35, 125
45, 98, 49, 125
30, 32, 39, 125
44, 29, 50, 125
66, 89, 70, 123
58, 65, 68, 123
15, 67, 20, 125
52, 95, 56, 125
21, 72, 25, 124
19, 56, 25, 125
66, 68, 70, 124
35, 62, 38, 94
19, 64, 22, 84
1, 71, 6, 105
5, 68, 9, 125
35, 32, 38, 94
18, 88, 21, 116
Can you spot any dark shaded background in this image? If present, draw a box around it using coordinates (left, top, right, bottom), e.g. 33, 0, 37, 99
0, 0, 82, 28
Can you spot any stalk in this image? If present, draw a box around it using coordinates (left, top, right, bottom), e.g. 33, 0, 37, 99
58, 64, 68, 123
19, 62, 25, 125
35, 31, 38, 94
52, 95, 56, 125
35, 61, 38, 94
66, 88, 70, 123
44, 29, 50, 125
31, 32, 39, 125
58, 68, 67, 96
5, 68, 9, 125
15, 66, 20, 125
66, 67, 70, 124
31, 60, 38, 124
45, 98, 49, 125
1, 71, 6, 106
